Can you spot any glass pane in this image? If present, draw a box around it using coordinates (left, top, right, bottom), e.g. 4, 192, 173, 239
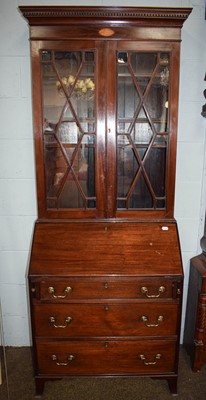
117, 122, 130, 134
117, 138, 139, 198
57, 121, 78, 144
44, 140, 67, 199
160, 52, 170, 65
117, 51, 169, 210
42, 63, 65, 126
130, 52, 157, 95
85, 51, 94, 62
128, 174, 153, 209
58, 140, 95, 209
145, 65, 169, 131
59, 174, 85, 208
130, 52, 157, 75
41, 50, 96, 210
131, 122, 153, 145
118, 66, 141, 119
144, 148, 166, 199
153, 134, 168, 146
42, 50, 52, 61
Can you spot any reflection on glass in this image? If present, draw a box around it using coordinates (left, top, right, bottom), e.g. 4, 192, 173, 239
128, 174, 153, 209
145, 64, 169, 129
41, 50, 96, 210
130, 52, 157, 75
117, 138, 139, 198
118, 72, 140, 119
42, 50, 52, 61
131, 123, 152, 145
117, 51, 169, 210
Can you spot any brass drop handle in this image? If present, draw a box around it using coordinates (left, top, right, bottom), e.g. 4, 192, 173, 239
51, 354, 75, 366
49, 316, 72, 328
139, 353, 162, 365
48, 286, 72, 299
141, 315, 164, 327
141, 286, 165, 298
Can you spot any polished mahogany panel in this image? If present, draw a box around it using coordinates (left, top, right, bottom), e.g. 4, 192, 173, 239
33, 302, 179, 337
36, 340, 177, 375
29, 221, 183, 276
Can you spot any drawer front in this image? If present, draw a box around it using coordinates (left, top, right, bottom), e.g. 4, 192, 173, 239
36, 340, 177, 375
33, 303, 179, 337
34, 277, 181, 301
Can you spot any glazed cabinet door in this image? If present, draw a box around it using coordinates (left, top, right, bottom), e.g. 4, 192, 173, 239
106, 41, 180, 218
32, 40, 180, 219
32, 40, 107, 219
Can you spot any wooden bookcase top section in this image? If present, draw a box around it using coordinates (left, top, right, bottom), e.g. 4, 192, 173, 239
19, 6, 192, 26
19, 6, 192, 41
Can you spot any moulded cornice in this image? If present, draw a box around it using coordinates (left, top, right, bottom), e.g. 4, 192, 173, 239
19, 6, 192, 26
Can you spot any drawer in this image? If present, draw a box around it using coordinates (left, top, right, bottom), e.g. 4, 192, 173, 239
33, 303, 179, 337
36, 339, 177, 375
31, 277, 182, 301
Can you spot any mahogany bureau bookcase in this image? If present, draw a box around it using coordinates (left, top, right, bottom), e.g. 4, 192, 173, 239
19, 6, 191, 396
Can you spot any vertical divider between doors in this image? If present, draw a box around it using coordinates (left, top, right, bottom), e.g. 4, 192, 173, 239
95, 41, 108, 218
106, 41, 118, 219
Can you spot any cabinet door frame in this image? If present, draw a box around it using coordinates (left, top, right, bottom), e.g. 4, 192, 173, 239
31, 40, 107, 219
106, 41, 180, 219
31, 39, 180, 220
